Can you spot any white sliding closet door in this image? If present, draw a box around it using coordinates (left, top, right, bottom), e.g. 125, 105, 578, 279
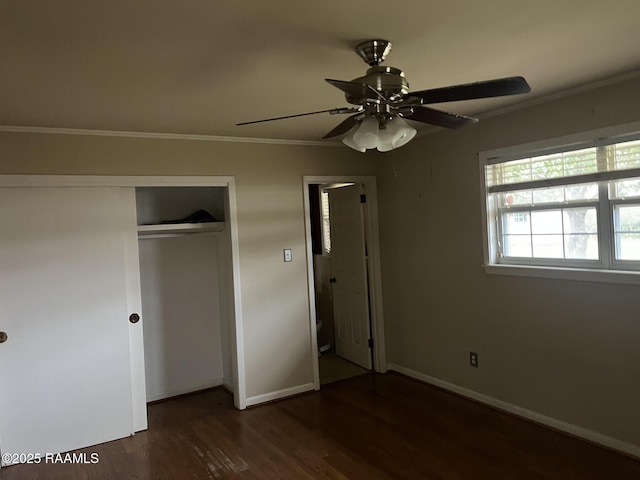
0, 187, 138, 463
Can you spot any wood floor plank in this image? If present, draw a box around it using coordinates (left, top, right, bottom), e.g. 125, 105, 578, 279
1, 373, 638, 479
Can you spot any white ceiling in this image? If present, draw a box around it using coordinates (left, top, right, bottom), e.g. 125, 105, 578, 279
2, 1, 640, 142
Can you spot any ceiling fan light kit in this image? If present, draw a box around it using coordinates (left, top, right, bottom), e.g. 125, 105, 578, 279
237, 39, 531, 152
343, 116, 416, 153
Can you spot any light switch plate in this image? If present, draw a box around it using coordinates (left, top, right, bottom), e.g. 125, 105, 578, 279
470, 351, 478, 368
283, 248, 292, 262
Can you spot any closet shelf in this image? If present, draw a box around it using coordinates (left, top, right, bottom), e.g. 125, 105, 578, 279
137, 222, 225, 238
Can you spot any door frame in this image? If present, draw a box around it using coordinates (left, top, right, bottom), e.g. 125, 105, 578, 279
0, 175, 247, 418
303, 175, 386, 390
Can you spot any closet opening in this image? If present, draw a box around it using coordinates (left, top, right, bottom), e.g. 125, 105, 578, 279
135, 186, 235, 404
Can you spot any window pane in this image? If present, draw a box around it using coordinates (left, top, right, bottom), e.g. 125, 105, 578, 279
563, 207, 597, 233
563, 207, 598, 259
613, 178, 640, 199
610, 140, 640, 199
533, 187, 564, 204
613, 139, 640, 171
532, 155, 563, 180
502, 191, 532, 206
532, 235, 563, 258
562, 148, 598, 175
615, 205, 640, 232
616, 233, 640, 260
320, 190, 331, 254
503, 235, 531, 257
531, 210, 562, 234
500, 159, 531, 184
614, 205, 640, 261
488, 147, 598, 188
565, 234, 598, 259
565, 183, 598, 201
503, 211, 530, 235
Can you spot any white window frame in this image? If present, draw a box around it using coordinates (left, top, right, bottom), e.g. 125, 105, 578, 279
480, 120, 640, 285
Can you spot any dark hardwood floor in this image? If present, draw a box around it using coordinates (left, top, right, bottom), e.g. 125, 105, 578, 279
1, 372, 638, 479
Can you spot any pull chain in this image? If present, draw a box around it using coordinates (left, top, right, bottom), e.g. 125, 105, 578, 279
392, 147, 398, 177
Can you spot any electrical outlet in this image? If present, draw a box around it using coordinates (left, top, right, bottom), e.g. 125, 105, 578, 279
470, 351, 479, 368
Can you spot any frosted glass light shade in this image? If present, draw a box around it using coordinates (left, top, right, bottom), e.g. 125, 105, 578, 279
377, 141, 395, 152
376, 123, 395, 152
352, 116, 380, 150
376, 117, 417, 152
391, 118, 416, 149
342, 127, 366, 152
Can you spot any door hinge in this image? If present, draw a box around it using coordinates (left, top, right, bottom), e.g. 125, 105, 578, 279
368, 338, 374, 348
360, 194, 367, 204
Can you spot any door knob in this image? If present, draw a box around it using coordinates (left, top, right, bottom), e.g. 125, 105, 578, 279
0, 331, 7, 343
129, 313, 140, 324
329, 277, 337, 283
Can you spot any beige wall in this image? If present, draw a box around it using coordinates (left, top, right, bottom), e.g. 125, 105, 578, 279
0, 133, 374, 399
375, 76, 640, 448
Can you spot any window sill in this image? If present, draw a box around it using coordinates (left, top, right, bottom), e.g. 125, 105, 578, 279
483, 263, 640, 285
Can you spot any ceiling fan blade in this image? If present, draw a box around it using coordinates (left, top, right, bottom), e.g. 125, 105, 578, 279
322, 114, 361, 139
408, 76, 531, 104
405, 106, 478, 129
325, 79, 386, 102
237, 107, 355, 126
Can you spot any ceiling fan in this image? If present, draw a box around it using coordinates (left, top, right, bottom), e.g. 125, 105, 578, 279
237, 39, 531, 152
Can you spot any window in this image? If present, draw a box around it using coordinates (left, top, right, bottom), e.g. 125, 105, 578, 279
481, 126, 640, 282
320, 189, 331, 255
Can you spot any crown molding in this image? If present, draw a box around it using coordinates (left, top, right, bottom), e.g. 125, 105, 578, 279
0, 125, 344, 147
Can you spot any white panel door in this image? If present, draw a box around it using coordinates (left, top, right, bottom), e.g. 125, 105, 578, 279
0, 187, 137, 464
329, 185, 372, 369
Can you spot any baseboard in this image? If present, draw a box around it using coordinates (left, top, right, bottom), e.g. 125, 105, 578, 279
146, 378, 225, 403
245, 383, 315, 407
386, 364, 640, 459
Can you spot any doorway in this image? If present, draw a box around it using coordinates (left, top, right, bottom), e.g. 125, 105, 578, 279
303, 176, 386, 390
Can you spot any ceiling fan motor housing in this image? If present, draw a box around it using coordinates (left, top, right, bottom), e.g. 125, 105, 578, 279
347, 66, 409, 105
